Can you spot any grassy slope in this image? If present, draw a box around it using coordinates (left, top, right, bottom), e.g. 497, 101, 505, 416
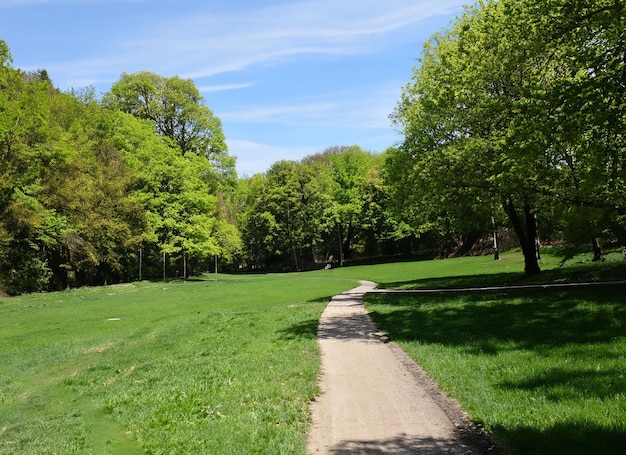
0, 274, 357, 454
335, 250, 626, 455
2, 250, 625, 454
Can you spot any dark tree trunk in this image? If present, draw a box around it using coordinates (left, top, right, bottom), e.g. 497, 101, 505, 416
342, 222, 355, 261
592, 238, 602, 261
456, 232, 480, 256
337, 223, 344, 267
501, 197, 541, 274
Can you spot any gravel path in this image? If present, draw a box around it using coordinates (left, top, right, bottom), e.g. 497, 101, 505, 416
307, 281, 504, 455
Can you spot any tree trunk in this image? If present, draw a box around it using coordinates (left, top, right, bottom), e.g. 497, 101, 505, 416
343, 222, 355, 260
337, 223, 344, 267
456, 232, 480, 256
501, 197, 541, 274
292, 245, 300, 271
592, 238, 602, 261
163, 251, 166, 281
491, 217, 500, 260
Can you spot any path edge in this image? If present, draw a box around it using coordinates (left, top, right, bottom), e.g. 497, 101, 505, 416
384, 340, 507, 454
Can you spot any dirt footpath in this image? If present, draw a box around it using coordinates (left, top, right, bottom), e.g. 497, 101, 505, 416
307, 281, 503, 455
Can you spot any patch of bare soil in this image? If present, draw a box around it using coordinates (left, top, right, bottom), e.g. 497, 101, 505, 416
307, 281, 505, 455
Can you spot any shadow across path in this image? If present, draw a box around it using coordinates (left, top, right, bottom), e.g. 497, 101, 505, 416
308, 281, 502, 455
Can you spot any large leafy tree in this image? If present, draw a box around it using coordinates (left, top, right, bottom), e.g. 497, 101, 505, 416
42, 103, 147, 287
535, 1, 626, 251
392, 0, 625, 273
0, 41, 242, 292
383, 144, 496, 257
304, 146, 407, 263
394, 0, 553, 273
103, 71, 235, 185
110, 111, 241, 277
104, 71, 242, 275
303, 146, 374, 263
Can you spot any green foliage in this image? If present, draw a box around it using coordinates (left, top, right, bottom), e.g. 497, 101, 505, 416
391, 0, 626, 273
237, 146, 410, 270
0, 41, 239, 291
103, 71, 234, 185
0, 56, 70, 294
0, 39, 12, 67
301, 146, 410, 261
239, 160, 333, 270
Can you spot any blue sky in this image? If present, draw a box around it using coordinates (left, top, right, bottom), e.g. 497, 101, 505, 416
1, 0, 466, 176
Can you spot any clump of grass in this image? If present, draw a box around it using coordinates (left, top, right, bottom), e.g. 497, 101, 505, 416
0, 274, 357, 454
365, 285, 626, 455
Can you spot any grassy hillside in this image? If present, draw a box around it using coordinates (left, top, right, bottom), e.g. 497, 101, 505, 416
2, 250, 625, 454
0, 274, 357, 454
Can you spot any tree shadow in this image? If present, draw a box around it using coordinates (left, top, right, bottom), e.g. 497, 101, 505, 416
366, 285, 626, 454
277, 294, 381, 342
491, 422, 626, 455
275, 295, 335, 341
380, 260, 626, 290
498, 366, 626, 401
366, 286, 626, 351
381, 271, 528, 290
327, 433, 490, 454
277, 318, 320, 340
316, 310, 380, 342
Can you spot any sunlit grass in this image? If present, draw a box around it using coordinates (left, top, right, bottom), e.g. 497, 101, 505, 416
3, 250, 625, 454
0, 274, 357, 454
327, 248, 626, 289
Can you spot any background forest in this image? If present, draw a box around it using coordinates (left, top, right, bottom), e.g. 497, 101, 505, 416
1, 0, 624, 295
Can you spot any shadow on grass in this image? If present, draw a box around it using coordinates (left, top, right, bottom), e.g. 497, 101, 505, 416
492, 422, 626, 455
367, 286, 626, 351
380, 260, 626, 290
278, 318, 319, 340
499, 366, 626, 401
276, 295, 335, 341
381, 271, 529, 290
366, 285, 626, 455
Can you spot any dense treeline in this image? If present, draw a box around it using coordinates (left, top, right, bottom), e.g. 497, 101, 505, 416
1, 0, 625, 294
237, 147, 416, 272
0, 42, 241, 294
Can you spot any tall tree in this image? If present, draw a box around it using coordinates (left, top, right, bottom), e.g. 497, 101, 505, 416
392, 0, 598, 273
103, 71, 235, 185
43, 105, 147, 287
304, 146, 387, 263
110, 111, 237, 277
534, 0, 626, 249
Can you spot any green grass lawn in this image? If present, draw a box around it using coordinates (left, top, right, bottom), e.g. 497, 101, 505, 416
0, 274, 358, 454
2, 250, 625, 454
348, 250, 626, 455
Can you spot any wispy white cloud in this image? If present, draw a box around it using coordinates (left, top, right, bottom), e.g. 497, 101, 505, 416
4, 0, 464, 174
220, 80, 402, 130
220, 102, 338, 125
198, 82, 255, 93
12, 0, 464, 90
146, 0, 464, 78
